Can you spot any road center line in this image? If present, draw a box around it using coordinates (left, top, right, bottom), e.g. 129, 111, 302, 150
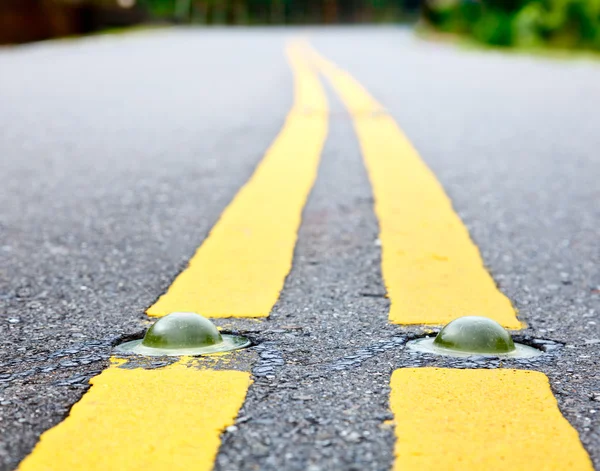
390, 368, 593, 470
308, 46, 520, 328
147, 42, 328, 318
18, 359, 251, 471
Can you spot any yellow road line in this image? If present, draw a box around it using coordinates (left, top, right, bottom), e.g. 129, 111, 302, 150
307, 46, 520, 328
147, 42, 328, 318
19, 44, 325, 470
19, 360, 251, 471
390, 368, 593, 470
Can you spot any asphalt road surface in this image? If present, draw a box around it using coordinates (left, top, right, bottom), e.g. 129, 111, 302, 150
1, 26, 600, 471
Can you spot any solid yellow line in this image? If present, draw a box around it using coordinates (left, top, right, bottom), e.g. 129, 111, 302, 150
19, 359, 251, 471
390, 368, 592, 471
308, 47, 520, 328
147, 42, 328, 318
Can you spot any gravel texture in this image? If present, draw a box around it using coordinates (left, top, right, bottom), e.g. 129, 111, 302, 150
1, 26, 600, 471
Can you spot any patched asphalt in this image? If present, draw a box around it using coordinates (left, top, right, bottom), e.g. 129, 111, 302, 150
1, 26, 600, 471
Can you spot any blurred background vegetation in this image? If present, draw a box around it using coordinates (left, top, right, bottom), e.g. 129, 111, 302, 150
0, 0, 420, 44
1, 0, 599, 52
423, 0, 600, 51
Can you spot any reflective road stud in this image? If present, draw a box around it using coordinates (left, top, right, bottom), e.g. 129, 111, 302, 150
143, 312, 223, 348
407, 315, 541, 359
18, 360, 251, 471
432, 316, 515, 353
147, 41, 329, 319
308, 46, 521, 329
115, 312, 251, 356
390, 368, 593, 471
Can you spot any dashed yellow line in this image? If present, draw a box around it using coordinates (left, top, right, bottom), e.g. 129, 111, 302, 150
18, 359, 251, 471
390, 368, 593, 470
308, 46, 520, 328
147, 42, 328, 319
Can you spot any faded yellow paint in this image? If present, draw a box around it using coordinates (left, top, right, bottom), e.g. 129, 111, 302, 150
390, 368, 593, 471
308, 47, 520, 328
19, 360, 251, 471
147, 42, 328, 318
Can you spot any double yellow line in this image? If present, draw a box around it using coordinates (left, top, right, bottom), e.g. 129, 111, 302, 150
18, 41, 592, 471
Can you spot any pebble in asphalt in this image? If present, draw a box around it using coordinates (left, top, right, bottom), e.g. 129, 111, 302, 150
1, 27, 600, 470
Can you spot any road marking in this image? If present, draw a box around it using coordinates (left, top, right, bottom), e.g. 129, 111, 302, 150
18, 44, 326, 470
390, 368, 593, 470
19, 359, 251, 471
147, 42, 328, 318
308, 47, 520, 328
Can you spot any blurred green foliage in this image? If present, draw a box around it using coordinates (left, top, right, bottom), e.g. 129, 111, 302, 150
424, 0, 600, 50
